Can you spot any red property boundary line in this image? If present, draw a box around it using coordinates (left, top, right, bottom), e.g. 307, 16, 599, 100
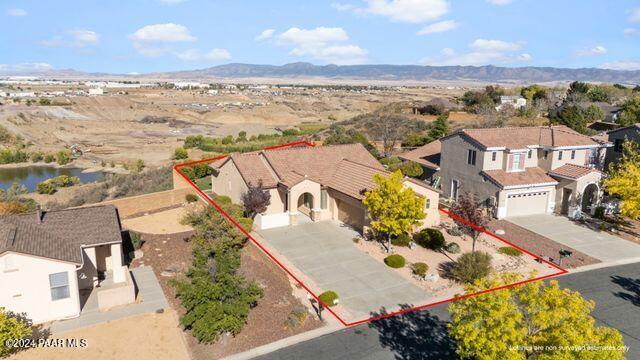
173, 140, 568, 327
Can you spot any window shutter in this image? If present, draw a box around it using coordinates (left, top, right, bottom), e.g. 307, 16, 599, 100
507, 154, 513, 170
520, 155, 525, 170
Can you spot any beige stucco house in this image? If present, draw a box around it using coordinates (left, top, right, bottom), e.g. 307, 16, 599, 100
410, 125, 610, 219
0, 205, 135, 324
210, 143, 440, 232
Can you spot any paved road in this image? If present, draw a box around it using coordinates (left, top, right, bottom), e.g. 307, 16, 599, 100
258, 221, 428, 322
256, 263, 640, 360
509, 214, 640, 262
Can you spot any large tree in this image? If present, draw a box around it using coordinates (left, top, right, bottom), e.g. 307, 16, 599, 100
449, 192, 490, 252
618, 96, 640, 126
241, 180, 271, 219
605, 140, 640, 219
363, 170, 426, 252
369, 115, 411, 157
449, 273, 625, 360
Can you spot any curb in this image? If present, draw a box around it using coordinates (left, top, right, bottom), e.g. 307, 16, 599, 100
221, 323, 343, 360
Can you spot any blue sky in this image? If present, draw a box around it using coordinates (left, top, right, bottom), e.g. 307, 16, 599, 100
1, 0, 639, 74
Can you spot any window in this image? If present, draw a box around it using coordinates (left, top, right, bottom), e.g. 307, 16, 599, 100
320, 189, 328, 209
528, 149, 532, 159
571, 150, 576, 160
558, 151, 563, 160
426, 199, 431, 209
544, 150, 548, 160
467, 149, 477, 166
614, 139, 623, 152
511, 153, 522, 171
49, 272, 70, 301
491, 151, 497, 161
303, 193, 312, 209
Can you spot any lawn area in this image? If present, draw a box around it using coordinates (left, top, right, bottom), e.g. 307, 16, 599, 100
194, 176, 211, 191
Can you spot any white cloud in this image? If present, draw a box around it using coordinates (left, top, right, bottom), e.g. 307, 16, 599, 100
421, 38, 529, 66
7, 8, 27, 16
599, 60, 640, 71
41, 29, 99, 48
487, 0, 513, 5
273, 27, 368, 65
255, 29, 275, 41
417, 20, 457, 35
470, 39, 523, 52
629, 8, 640, 23
357, 0, 450, 23
129, 23, 195, 43
0, 62, 53, 73
624, 28, 639, 36
576, 45, 607, 57
176, 48, 231, 61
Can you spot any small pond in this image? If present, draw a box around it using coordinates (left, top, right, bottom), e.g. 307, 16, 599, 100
0, 166, 106, 192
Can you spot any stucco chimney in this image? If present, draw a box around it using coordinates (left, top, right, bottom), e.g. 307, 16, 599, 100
36, 204, 42, 224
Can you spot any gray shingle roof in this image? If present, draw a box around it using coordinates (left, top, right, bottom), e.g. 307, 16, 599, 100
0, 205, 122, 264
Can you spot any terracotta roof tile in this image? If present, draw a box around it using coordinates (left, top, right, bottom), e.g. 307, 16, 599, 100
0, 205, 122, 264
457, 125, 598, 150
549, 164, 602, 180
230, 152, 279, 187
398, 140, 441, 169
481, 167, 558, 188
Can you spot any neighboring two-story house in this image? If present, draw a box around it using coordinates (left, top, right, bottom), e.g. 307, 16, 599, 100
604, 123, 640, 168
415, 125, 609, 219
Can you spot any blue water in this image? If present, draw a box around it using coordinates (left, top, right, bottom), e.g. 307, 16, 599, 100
0, 166, 106, 192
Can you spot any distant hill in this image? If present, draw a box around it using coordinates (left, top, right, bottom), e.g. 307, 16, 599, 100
163, 63, 640, 84
3, 62, 640, 84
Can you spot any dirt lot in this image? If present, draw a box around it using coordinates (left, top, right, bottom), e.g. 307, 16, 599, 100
130, 229, 323, 360
0, 86, 459, 166
9, 310, 190, 360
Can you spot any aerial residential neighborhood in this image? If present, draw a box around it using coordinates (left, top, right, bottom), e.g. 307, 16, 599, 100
2, 1, 640, 360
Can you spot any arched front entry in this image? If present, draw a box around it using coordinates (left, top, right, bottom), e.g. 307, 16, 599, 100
581, 183, 599, 213
296, 192, 314, 221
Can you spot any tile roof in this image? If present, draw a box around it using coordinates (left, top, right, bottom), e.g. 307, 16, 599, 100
549, 164, 602, 180
398, 140, 441, 170
230, 152, 279, 187
0, 205, 122, 264
452, 125, 600, 150
481, 167, 558, 189
327, 159, 388, 199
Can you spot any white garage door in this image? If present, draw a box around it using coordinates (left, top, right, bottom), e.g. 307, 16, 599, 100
505, 191, 549, 217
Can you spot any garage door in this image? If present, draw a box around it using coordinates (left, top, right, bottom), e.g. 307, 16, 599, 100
505, 191, 549, 217
337, 199, 365, 232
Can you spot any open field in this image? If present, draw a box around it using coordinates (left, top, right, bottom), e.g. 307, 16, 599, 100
0, 85, 464, 166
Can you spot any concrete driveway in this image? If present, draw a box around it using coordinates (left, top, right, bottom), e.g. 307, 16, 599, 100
257, 221, 430, 321
508, 214, 640, 263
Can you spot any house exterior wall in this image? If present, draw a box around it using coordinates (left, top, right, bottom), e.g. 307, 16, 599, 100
440, 135, 502, 204
403, 180, 440, 228
264, 188, 286, 215
211, 160, 249, 204
0, 253, 80, 324
606, 128, 640, 168
549, 149, 591, 170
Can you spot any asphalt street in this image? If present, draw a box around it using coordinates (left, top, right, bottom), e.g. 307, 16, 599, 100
256, 263, 640, 360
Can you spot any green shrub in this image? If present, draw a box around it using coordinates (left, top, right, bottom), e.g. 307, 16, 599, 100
185, 193, 198, 203
412, 262, 429, 278
284, 307, 308, 328
415, 228, 446, 251
130, 231, 144, 250
594, 206, 605, 220
451, 252, 492, 283
319, 291, 339, 307
35, 179, 56, 194
56, 149, 72, 165
173, 147, 188, 160
384, 254, 406, 268
498, 246, 522, 257
30, 151, 44, 162
44, 154, 55, 163
391, 233, 412, 247
53, 175, 79, 187
0, 307, 33, 357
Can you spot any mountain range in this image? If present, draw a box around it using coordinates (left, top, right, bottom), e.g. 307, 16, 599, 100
4, 63, 640, 84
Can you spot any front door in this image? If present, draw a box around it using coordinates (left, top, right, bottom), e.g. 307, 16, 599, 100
561, 188, 572, 215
